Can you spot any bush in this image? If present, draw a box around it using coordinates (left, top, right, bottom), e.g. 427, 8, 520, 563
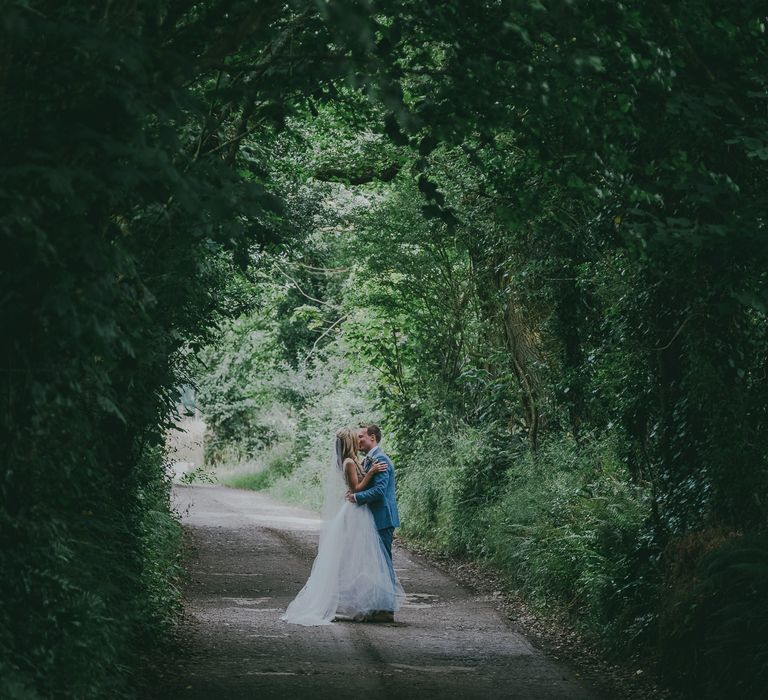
397, 420, 503, 553
399, 424, 659, 654
134, 449, 185, 649
659, 532, 768, 699
0, 446, 184, 699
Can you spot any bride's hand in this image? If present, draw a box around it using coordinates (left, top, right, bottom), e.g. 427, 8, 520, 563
372, 459, 388, 473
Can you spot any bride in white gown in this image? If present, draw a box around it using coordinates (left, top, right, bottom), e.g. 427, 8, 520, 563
281, 427, 406, 626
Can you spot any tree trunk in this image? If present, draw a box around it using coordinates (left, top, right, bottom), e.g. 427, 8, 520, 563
501, 286, 542, 450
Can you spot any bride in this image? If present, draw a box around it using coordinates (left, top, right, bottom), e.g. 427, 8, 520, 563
281, 427, 406, 626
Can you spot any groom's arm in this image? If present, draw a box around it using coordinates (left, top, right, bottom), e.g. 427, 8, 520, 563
353, 463, 390, 504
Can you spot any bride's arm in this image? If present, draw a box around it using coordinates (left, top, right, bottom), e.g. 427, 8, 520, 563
354, 460, 387, 492
344, 459, 387, 493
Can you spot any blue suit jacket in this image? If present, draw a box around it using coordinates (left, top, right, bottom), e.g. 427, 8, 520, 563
354, 448, 400, 531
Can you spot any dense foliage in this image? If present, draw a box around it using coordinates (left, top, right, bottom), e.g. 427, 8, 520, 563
3, 1, 767, 698
195, 3, 768, 699
0, 1, 352, 696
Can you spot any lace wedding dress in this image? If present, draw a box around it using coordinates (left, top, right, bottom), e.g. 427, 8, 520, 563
280, 446, 405, 626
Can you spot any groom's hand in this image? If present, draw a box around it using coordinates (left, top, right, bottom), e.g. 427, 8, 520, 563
345, 492, 356, 503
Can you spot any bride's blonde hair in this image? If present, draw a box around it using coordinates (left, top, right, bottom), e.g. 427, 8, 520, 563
335, 427, 360, 466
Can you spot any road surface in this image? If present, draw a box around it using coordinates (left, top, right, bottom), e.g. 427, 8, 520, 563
160, 484, 599, 699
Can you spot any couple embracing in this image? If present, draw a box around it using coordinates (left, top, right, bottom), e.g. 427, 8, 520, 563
281, 424, 406, 626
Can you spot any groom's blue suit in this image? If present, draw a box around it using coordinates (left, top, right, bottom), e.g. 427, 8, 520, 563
354, 444, 400, 612
354, 445, 400, 530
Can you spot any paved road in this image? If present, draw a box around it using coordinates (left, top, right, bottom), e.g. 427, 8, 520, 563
162, 484, 599, 699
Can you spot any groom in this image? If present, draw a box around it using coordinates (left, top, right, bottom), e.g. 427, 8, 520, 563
346, 423, 400, 623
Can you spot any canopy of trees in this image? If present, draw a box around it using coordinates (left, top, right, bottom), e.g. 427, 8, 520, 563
2, 2, 766, 698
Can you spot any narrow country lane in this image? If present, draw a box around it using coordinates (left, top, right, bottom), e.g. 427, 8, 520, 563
158, 484, 600, 700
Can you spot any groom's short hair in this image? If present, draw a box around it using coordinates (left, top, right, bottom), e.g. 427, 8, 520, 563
360, 423, 382, 443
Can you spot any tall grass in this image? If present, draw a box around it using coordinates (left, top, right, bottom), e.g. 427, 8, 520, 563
222, 443, 296, 492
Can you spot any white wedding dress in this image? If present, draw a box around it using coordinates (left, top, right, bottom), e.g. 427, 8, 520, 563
281, 451, 405, 626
